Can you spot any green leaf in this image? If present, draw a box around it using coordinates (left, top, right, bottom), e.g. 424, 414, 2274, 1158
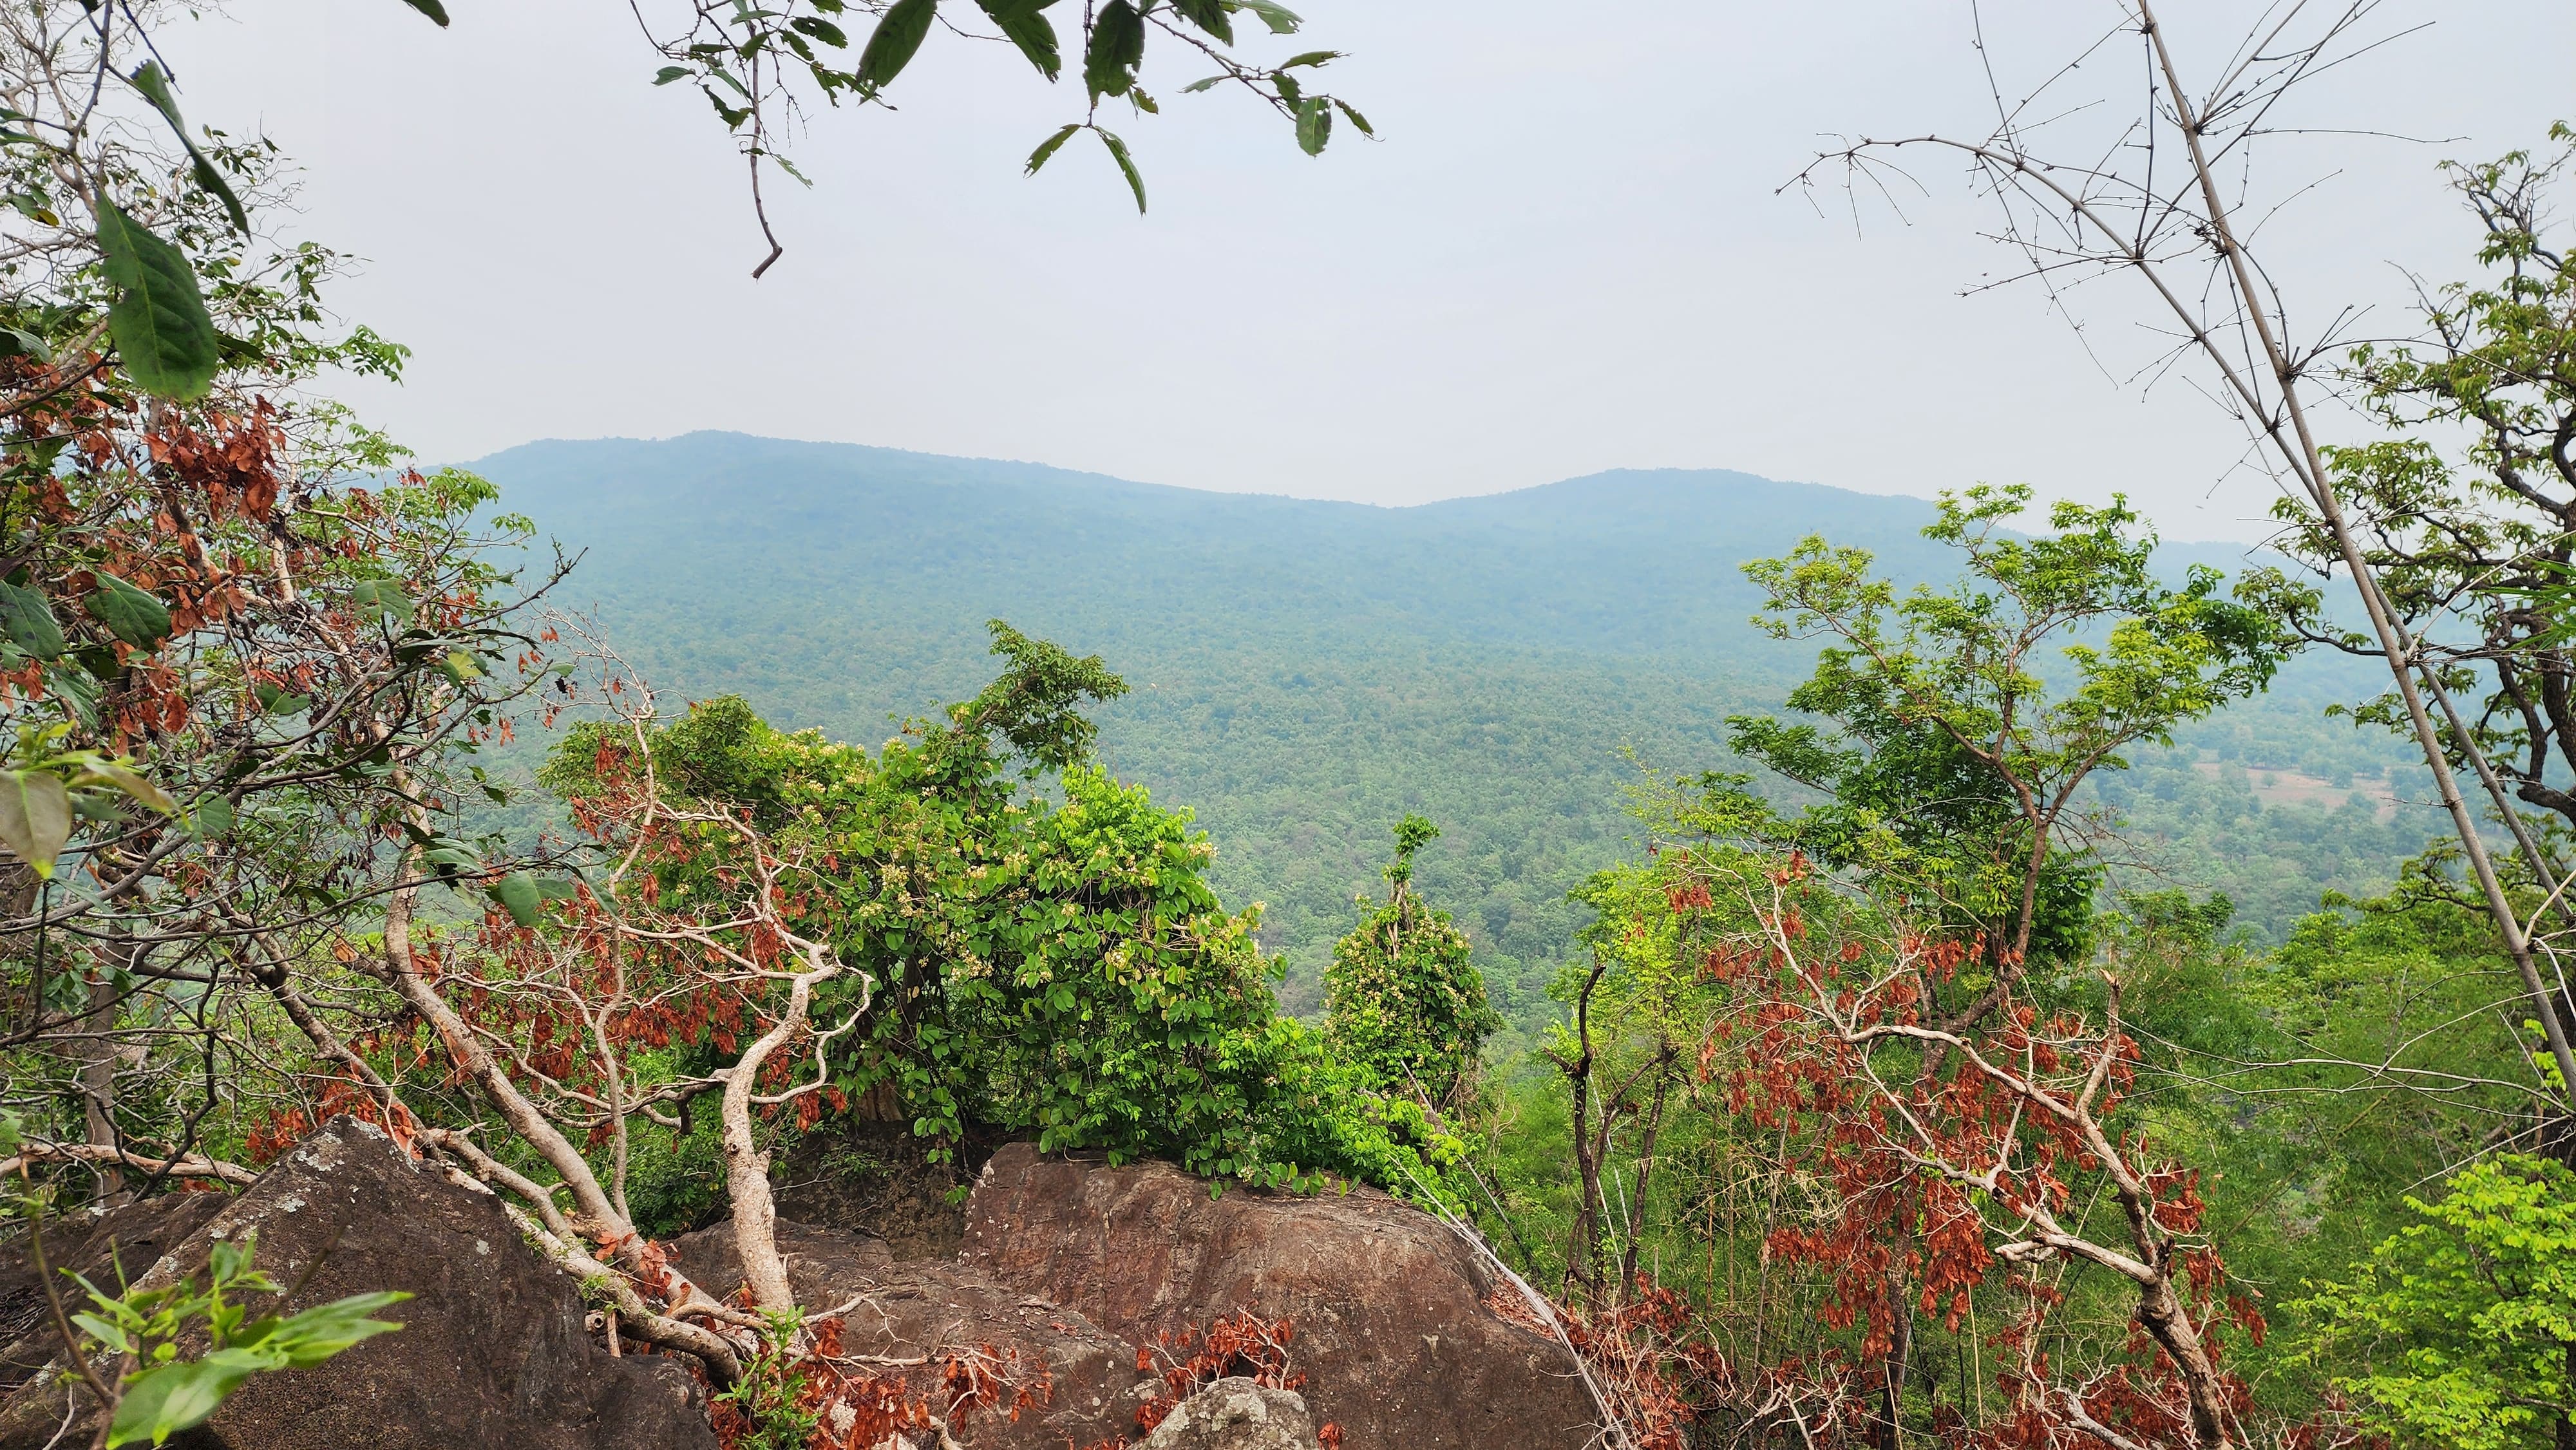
397, 0, 450, 24
0, 768, 72, 878
345, 579, 412, 623
189, 795, 234, 839
254, 1292, 408, 1366
1282, 50, 1340, 67
253, 683, 311, 715
0, 325, 53, 364
77, 760, 176, 814
653, 65, 689, 84
976, 0, 1061, 78
491, 870, 543, 927
124, 63, 247, 236
70, 1310, 128, 1355
1332, 97, 1372, 136
422, 843, 480, 875
84, 572, 172, 650
1083, 0, 1144, 99
790, 14, 849, 46
1294, 94, 1329, 155
1179, 74, 1224, 93
94, 203, 220, 401
1097, 129, 1146, 213
0, 579, 64, 660
1024, 123, 1081, 175
857, 0, 937, 89
1166, 0, 1231, 44
1236, 0, 1300, 35
108, 1349, 270, 1447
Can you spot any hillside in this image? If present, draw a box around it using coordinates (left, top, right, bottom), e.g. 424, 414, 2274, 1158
474, 432, 2435, 1020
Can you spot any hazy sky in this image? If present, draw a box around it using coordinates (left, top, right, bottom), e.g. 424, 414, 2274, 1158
166, 1, 2574, 540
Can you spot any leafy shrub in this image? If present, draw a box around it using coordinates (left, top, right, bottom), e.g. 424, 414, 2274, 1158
545, 625, 1453, 1198
2298, 1154, 2576, 1450
1323, 815, 1500, 1111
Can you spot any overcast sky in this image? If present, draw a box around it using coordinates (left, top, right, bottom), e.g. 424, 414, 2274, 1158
164, 1, 2573, 541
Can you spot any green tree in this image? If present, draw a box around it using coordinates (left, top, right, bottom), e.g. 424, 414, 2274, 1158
544, 625, 1455, 1198
1323, 814, 1500, 1113
2300, 1155, 2576, 1450
1715, 482, 2293, 1008
2239, 130, 2576, 1098
2249, 128, 2576, 842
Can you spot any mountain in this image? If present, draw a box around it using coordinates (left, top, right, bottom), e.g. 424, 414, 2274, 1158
472, 433, 2434, 1023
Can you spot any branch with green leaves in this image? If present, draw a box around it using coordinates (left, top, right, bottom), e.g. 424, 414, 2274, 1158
630, 0, 1370, 270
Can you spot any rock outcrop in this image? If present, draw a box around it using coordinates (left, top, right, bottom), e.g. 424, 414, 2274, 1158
678, 1145, 1597, 1450
0, 1189, 225, 1398
963, 1144, 1597, 1450
669, 1219, 1156, 1450
2, 1129, 1598, 1450
0, 1119, 715, 1450
1141, 1378, 1322, 1450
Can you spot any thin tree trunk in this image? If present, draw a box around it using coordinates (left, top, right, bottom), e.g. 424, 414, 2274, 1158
75, 967, 124, 1204
718, 950, 837, 1317
2136, 0, 2576, 1106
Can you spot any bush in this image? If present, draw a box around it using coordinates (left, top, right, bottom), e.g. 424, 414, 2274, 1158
547, 626, 1455, 1200
1322, 815, 1501, 1113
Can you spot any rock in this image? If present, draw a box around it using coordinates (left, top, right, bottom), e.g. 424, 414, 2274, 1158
1141, 1378, 1321, 1450
0, 1189, 226, 1397
963, 1144, 1598, 1450
0, 1118, 715, 1450
670, 1218, 1157, 1450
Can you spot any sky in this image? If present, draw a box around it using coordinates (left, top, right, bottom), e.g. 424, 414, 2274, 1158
163, 1, 2576, 541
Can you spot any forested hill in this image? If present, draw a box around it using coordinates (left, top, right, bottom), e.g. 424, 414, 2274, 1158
476, 431, 2432, 1024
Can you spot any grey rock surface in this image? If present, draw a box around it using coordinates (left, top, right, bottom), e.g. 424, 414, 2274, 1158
1141, 1378, 1322, 1450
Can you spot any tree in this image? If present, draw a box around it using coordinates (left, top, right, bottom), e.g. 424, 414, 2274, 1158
1787, 0, 2576, 1124
1615, 844, 2271, 1450
1323, 814, 1500, 1115
1538, 859, 1704, 1309
0, 0, 571, 1213
536, 623, 1456, 1203
2298, 1154, 2576, 1450
1711, 484, 2288, 1442
1721, 483, 2289, 1000
2243, 130, 2576, 1090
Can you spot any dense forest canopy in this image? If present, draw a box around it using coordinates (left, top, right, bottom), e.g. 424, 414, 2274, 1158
472, 434, 2430, 1022
3, 5, 2574, 1450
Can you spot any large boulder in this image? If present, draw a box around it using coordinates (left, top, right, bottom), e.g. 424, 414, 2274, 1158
0, 1118, 714, 1450
0, 1189, 226, 1398
670, 1219, 1156, 1450
961, 1144, 1597, 1450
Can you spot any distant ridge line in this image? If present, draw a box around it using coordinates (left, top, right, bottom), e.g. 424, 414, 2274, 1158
468, 431, 1921, 516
